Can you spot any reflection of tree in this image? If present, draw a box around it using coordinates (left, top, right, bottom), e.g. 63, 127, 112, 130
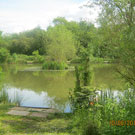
3, 64, 125, 112
4, 70, 75, 100
32, 71, 39, 77
93, 64, 124, 90
46, 97, 70, 112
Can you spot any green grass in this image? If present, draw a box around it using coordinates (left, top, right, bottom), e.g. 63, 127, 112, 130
0, 104, 71, 135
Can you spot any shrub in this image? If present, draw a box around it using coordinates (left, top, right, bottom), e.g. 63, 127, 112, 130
0, 48, 9, 63
71, 108, 101, 135
12, 53, 17, 63
8, 53, 18, 64
32, 50, 44, 63
71, 89, 135, 135
42, 61, 68, 70
33, 55, 44, 63
70, 57, 81, 64
99, 89, 135, 135
16, 54, 27, 64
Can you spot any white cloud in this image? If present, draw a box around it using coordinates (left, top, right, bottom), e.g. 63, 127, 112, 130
0, 0, 99, 33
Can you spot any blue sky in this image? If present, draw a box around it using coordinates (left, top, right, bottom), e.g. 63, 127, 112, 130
0, 0, 99, 33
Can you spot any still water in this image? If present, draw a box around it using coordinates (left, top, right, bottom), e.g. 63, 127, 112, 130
2, 64, 124, 112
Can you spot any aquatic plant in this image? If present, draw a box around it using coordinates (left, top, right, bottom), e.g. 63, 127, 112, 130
42, 61, 68, 70
70, 88, 135, 135
13, 92, 23, 106
0, 89, 11, 104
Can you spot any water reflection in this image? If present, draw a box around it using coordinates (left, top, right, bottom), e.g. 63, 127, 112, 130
1, 64, 124, 112
5, 85, 71, 112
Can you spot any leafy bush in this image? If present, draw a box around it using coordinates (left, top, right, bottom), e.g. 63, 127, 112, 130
99, 89, 135, 135
33, 55, 44, 63
42, 61, 68, 70
15, 54, 27, 64
7, 53, 44, 64
71, 108, 101, 135
32, 50, 44, 63
71, 89, 135, 135
12, 53, 17, 63
70, 57, 81, 64
0, 48, 9, 63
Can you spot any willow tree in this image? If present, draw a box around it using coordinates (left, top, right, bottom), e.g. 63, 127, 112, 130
88, 0, 135, 86
47, 25, 76, 62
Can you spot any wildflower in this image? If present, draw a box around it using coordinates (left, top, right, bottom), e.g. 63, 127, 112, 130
89, 101, 94, 106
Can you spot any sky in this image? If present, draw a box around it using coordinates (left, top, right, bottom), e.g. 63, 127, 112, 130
0, 0, 99, 33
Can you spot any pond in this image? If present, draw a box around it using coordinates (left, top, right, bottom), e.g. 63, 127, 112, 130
1, 64, 124, 112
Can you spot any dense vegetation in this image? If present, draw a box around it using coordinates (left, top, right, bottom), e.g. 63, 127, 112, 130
0, 16, 115, 65
69, 0, 135, 135
42, 61, 68, 70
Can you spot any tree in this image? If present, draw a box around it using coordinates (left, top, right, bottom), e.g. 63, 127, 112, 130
0, 31, 9, 48
0, 48, 9, 63
8, 27, 49, 55
24, 27, 49, 55
89, 0, 135, 86
47, 25, 76, 62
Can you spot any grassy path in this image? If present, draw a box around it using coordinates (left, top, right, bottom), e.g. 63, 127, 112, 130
0, 104, 71, 135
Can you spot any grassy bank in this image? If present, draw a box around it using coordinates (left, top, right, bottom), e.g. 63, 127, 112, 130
0, 104, 71, 135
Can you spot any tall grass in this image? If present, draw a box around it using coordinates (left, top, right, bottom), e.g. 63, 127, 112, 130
0, 89, 23, 106
42, 61, 68, 70
13, 92, 23, 106
0, 89, 11, 104
70, 89, 135, 135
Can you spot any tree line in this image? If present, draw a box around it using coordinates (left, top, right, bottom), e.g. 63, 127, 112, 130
0, 17, 117, 63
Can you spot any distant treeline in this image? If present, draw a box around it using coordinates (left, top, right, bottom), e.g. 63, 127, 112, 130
0, 17, 118, 63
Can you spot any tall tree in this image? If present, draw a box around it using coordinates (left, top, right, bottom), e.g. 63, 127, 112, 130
89, 0, 135, 86
47, 25, 76, 62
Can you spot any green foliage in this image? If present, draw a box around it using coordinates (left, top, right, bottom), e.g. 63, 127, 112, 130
0, 89, 10, 104
0, 48, 9, 63
42, 61, 68, 70
71, 89, 135, 135
99, 89, 135, 135
69, 21, 95, 110
69, 1, 135, 134
0, 89, 23, 106
116, 26, 135, 86
12, 53, 17, 63
71, 109, 101, 135
15, 54, 28, 64
32, 50, 39, 56
32, 50, 44, 63
0, 66, 3, 81
70, 86, 97, 111
8, 27, 49, 55
7, 53, 44, 64
47, 25, 76, 62
0, 18, 111, 63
